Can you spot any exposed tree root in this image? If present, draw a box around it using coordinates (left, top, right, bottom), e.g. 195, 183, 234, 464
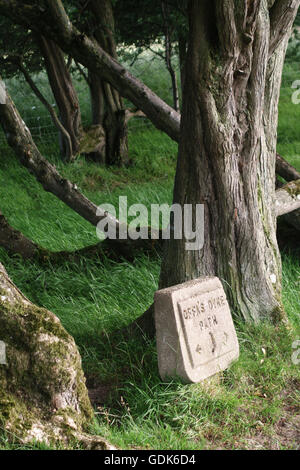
0, 211, 39, 259
0, 210, 163, 262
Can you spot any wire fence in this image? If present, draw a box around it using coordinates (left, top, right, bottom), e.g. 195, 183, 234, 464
0, 61, 160, 151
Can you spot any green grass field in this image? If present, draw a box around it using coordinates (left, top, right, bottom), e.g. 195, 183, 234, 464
0, 55, 299, 450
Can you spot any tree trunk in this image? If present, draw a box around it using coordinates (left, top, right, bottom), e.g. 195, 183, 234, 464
162, 1, 180, 112
89, 71, 105, 128
37, 35, 82, 161
159, 0, 299, 323
0, 262, 114, 448
178, 32, 187, 103
87, 0, 129, 166
18, 61, 73, 162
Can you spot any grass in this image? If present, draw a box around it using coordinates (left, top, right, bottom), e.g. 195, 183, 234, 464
0, 54, 299, 450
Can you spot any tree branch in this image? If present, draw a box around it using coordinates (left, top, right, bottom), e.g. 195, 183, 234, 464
275, 179, 300, 216
0, 85, 119, 231
269, 0, 300, 56
17, 61, 73, 161
276, 153, 300, 181
0, 83, 163, 255
75, 61, 90, 85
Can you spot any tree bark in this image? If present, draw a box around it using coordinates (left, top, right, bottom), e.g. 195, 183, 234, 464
276, 153, 300, 181
89, 74, 104, 128
0, 211, 38, 259
275, 179, 300, 216
37, 35, 82, 161
178, 32, 187, 101
18, 61, 73, 162
162, 1, 180, 112
159, 0, 299, 323
86, 0, 129, 166
0, 262, 114, 448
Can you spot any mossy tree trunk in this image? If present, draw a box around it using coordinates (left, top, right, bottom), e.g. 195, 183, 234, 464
0, 262, 113, 448
159, 0, 299, 323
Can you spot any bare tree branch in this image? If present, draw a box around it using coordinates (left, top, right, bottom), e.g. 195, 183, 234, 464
75, 61, 90, 85
276, 153, 300, 181
0, 86, 119, 231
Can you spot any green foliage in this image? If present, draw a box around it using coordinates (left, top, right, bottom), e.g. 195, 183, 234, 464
0, 17, 42, 79
116, 0, 187, 70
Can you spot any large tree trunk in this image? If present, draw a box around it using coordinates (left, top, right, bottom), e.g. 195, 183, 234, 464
0, 262, 114, 448
37, 35, 82, 161
159, 0, 299, 323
